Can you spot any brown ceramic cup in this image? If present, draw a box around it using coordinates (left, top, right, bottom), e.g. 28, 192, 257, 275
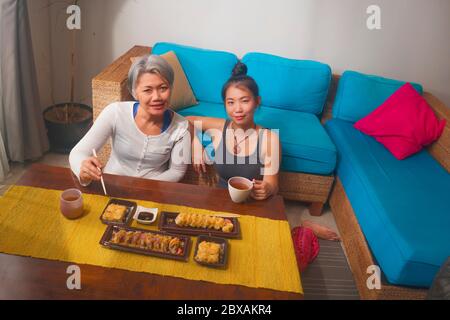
60, 188, 84, 219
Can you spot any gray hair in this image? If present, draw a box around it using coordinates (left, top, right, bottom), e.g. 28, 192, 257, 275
127, 54, 174, 99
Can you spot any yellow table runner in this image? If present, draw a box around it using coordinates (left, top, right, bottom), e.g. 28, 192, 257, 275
0, 186, 302, 294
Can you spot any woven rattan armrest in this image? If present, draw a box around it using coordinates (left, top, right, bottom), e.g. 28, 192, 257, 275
92, 45, 151, 120
424, 92, 450, 173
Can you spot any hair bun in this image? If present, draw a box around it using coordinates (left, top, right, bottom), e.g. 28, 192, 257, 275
231, 62, 247, 77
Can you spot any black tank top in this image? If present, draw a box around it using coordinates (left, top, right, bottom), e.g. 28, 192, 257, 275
214, 120, 264, 188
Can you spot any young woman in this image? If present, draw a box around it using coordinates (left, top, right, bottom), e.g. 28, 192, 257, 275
69, 54, 192, 186
187, 62, 281, 200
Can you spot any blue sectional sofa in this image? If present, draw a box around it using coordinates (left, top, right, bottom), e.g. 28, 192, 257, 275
91, 45, 450, 299
150, 42, 337, 213
325, 71, 450, 298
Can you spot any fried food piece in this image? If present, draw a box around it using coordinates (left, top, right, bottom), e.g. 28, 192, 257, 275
200, 215, 209, 228
130, 231, 142, 247
195, 241, 221, 264
213, 217, 224, 230
174, 212, 187, 226
161, 236, 170, 252
144, 233, 156, 249
174, 213, 234, 233
137, 233, 147, 249
103, 203, 127, 221
222, 219, 234, 233
169, 238, 181, 254
124, 231, 134, 245
110, 229, 127, 244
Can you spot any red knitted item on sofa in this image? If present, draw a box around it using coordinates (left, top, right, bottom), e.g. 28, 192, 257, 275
291, 226, 320, 272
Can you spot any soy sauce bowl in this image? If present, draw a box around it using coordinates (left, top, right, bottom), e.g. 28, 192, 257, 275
133, 206, 158, 225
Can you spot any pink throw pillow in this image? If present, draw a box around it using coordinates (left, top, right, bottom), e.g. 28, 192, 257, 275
354, 83, 446, 160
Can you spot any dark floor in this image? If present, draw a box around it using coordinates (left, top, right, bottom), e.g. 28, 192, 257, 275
301, 239, 359, 300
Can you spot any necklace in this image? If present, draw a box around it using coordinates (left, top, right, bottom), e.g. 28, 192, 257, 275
231, 122, 256, 154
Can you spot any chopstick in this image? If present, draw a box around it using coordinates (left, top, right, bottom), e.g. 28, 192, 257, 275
213, 213, 241, 218
92, 149, 108, 196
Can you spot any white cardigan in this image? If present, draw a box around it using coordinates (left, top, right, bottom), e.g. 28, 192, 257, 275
69, 101, 191, 184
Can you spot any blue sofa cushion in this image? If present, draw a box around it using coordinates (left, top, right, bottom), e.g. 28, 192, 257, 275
152, 42, 238, 104
242, 52, 331, 115
332, 71, 423, 123
255, 107, 336, 174
178, 102, 336, 175
177, 101, 228, 119
325, 118, 450, 287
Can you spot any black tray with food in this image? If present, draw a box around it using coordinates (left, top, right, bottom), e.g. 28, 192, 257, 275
194, 235, 229, 268
100, 198, 137, 226
99, 225, 191, 261
158, 211, 241, 239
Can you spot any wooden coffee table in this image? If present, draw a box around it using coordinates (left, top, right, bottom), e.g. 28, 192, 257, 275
0, 164, 302, 299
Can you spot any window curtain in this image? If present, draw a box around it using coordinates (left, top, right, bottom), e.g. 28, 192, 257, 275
0, 52, 9, 182
0, 0, 49, 171
0, 2, 8, 181
0, 134, 8, 182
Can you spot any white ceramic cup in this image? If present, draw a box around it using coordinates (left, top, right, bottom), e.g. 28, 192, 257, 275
227, 177, 253, 203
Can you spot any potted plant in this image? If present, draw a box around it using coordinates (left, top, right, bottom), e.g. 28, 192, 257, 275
43, 0, 92, 153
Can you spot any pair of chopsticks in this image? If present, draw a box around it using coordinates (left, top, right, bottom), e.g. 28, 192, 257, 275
92, 149, 108, 196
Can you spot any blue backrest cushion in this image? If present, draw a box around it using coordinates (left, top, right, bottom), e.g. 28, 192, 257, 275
152, 42, 238, 104
332, 70, 423, 123
242, 52, 332, 114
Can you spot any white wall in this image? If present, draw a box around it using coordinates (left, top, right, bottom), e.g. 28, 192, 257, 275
30, 0, 450, 108
311, 0, 450, 105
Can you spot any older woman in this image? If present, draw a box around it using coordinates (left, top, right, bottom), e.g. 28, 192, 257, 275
69, 54, 191, 186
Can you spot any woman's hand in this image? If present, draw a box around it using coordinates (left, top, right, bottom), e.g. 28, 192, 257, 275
192, 146, 207, 174
192, 134, 207, 175
250, 179, 274, 200
79, 156, 103, 184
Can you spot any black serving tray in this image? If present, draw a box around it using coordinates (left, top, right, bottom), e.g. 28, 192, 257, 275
100, 198, 137, 226
99, 225, 191, 261
194, 235, 229, 269
158, 211, 241, 239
